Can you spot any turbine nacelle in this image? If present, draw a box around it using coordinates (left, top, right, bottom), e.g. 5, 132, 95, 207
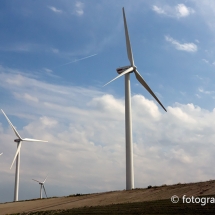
14, 139, 21, 143
117, 65, 133, 74
116, 65, 137, 74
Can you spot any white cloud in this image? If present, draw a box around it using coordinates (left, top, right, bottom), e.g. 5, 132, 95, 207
31, 116, 58, 129
198, 87, 215, 95
165, 36, 198, 52
23, 93, 39, 103
48, 6, 63, 14
202, 59, 209, 63
1, 67, 215, 202
152, 4, 195, 18
88, 94, 124, 119
43, 68, 53, 73
51, 48, 59, 54
152, 5, 166, 14
168, 106, 196, 124
191, 1, 215, 30
171, 148, 192, 164
5, 73, 25, 86
195, 94, 201, 98
75, 2, 84, 16
0, 43, 40, 52
176, 4, 194, 17
180, 91, 186, 96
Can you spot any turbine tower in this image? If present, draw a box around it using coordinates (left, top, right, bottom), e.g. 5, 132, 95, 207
32, 176, 48, 199
104, 8, 167, 190
1, 109, 48, 201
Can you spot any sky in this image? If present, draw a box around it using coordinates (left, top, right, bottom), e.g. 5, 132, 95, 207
1, 0, 215, 203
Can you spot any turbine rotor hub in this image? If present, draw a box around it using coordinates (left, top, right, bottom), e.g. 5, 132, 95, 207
116, 65, 133, 74
14, 139, 20, 143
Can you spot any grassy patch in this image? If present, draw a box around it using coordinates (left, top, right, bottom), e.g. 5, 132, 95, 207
15, 195, 215, 215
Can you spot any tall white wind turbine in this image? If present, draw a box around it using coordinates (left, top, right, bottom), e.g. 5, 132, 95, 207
32, 176, 48, 199
104, 8, 167, 190
1, 109, 48, 201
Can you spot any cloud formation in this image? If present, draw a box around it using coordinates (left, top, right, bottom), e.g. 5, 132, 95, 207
191, 1, 215, 30
75, 2, 84, 16
202, 59, 209, 64
165, 36, 198, 52
198, 88, 215, 95
152, 3, 195, 18
1, 67, 215, 202
176, 4, 194, 17
48, 6, 63, 14
152, 5, 166, 15
43, 68, 53, 73
51, 48, 59, 54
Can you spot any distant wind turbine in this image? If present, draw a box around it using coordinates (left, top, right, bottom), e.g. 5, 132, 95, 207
60, 53, 97, 66
1, 109, 48, 201
32, 176, 48, 199
104, 8, 167, 190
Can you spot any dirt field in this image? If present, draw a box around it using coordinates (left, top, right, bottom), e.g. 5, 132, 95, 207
1, 180, 215, 214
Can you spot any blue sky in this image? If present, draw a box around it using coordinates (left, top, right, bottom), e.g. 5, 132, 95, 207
1, 0, 215, 203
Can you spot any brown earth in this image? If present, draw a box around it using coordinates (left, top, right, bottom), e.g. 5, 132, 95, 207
1, 180, 215, 215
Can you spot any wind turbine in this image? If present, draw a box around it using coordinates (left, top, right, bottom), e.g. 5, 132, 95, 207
1, 109, 48, 201
104, 8, 167, 190
32, 176, 48, 199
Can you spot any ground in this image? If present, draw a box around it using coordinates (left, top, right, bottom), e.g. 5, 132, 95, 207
0, 180, 215, 214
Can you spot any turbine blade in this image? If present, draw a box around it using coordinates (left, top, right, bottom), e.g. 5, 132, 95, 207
0, 153, 2, 156
134, 70, 167, 112
10, 141, 22, 169
43, 176, 48, 183
32, 179, 41, 183
122, 7, 134, 66
22, 138, 48, 142
1, 109, 22, 139
43, 185, 48, 198
103, 67, 133, 87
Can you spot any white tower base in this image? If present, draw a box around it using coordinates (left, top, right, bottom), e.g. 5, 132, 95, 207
125, 73, 134, 190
